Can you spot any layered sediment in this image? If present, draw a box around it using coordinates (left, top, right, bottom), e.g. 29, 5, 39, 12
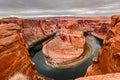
0, 17, 111, 79
85, 15, 120, 76
0, 23, 41, 80
42, 22, 85, 68
0, 18, 58, 47
0, 17, 110, 47
76, 73, 120, 80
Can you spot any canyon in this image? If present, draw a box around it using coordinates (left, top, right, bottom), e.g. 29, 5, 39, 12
85, 15, 120, 75
1, 16, 118, 80
0, 17, 110, 43
0, 17, 59, 47
76, 15, 120, 79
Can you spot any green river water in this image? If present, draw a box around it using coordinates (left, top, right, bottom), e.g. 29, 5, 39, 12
31, 35, 101, 80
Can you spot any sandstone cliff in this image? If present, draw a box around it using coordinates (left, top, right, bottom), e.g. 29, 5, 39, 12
76, 73, 120, 80
0, 17, 111, 79
0, 23, 41, 80
59, 17, 110, 39
0, 18, 58, 47
0, 17, 110, 44
85, 15, 120, 76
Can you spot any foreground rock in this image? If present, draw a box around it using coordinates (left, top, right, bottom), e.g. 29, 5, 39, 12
76, 73, 120, 80
85, 15, 120, 76
42, 22, 85, 68
0, 23, 42, 80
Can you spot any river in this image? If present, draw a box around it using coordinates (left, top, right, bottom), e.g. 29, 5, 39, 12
31, 34, 101, 80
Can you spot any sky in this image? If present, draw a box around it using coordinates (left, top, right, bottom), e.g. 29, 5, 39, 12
0, 0, 120, 18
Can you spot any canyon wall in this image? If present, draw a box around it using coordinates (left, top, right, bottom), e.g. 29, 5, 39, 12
0, 17, 110, 46
0, 18, 58, 47
51, 17, 111, 39
85, 15, 120, 76
0, 23, 42, 80
76, 73, 120, 80
0, 17, 111, 79
56, 17, 110, 39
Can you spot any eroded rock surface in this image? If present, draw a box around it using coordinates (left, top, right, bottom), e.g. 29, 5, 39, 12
0, 23, 41, 80
0, 18, 58, 47
21, 20, 58, 46
76, 73, 120, 80
86, 15, 120, 76
42, 22, 85, 68
0, 17, 110, 46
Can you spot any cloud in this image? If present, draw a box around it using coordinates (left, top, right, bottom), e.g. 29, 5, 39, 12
0, 0, 120, 17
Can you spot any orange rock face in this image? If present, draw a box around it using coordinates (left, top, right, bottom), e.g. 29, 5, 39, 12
76, 73, 120, 80
0, 18, 58, 47
86, 15, 120, 76
42, 22, 85, 68
0, 23, 39, 80
59, 17, 110, 40
0, 17, 110, 44
21, 20, 58, 45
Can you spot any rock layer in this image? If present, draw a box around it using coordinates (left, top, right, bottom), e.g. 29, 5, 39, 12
0, 18, 58, 47
76, 73, 120, 80
42, 22, 85, 68
0, 23, 40, 80
0, 17, 110, 46
86, 15, 120, 76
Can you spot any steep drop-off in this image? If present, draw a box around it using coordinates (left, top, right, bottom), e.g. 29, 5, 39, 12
76, 73, 120, 80
85, 15, 120, 76
0, 17, 111, 79
0, 23, 42, 80
0, 18, 58, 47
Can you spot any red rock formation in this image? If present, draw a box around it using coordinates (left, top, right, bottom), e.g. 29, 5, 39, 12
92, 22, 110, 39
42, 22, 85, 68
76, 73, 120, 80
39, 20, 58, 36
0, 17, 110, 43
0, 17, 23, 25
0, 23, 41, 80
85, 15, 120, 76
0, 18, 58, 47
56, 17, 110, 39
